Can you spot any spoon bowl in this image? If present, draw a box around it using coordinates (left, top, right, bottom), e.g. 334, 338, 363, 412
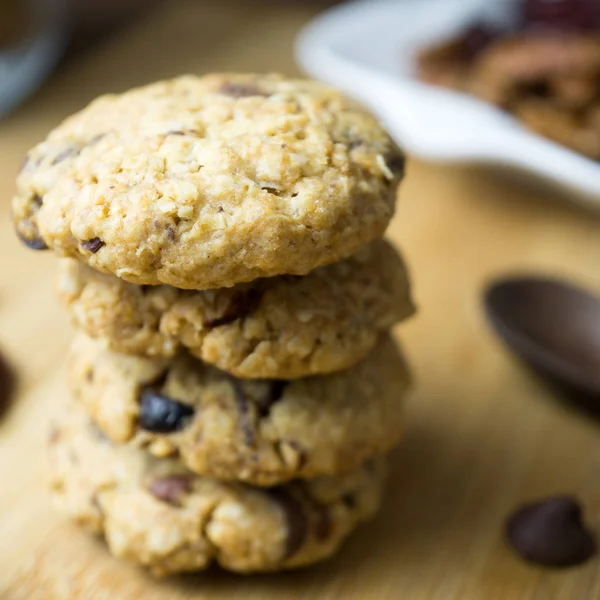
484, 276, 600, 397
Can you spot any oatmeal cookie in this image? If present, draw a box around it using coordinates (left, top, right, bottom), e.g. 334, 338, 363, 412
57, 238, 414, 379
67, 333, 410, 486
48, 409, 386, 576
14, 73, 405, 289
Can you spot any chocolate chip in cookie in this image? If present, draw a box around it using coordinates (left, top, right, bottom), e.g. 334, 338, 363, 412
260, 186, 282, 196
342, 493, 357, 509
166, 129, 202, 138
314, 504, 332, 542
204, 289, 264, 329
268, 488, 308, 559
15, 195, 47, 250
51, 146, 79, 166
139, 388, 195, 433
80, 238, 105, 254
256, 380, 288, 417
219, 82, 269, 98
232, 379, 288, 445
148, 475, 192, 506
165, 224, 177, 242
386, 152, 406, 178
16, 229, 48, 250
233, 384, 255, 446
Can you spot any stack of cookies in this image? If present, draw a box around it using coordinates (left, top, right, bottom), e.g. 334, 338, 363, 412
12, 74, 414, 576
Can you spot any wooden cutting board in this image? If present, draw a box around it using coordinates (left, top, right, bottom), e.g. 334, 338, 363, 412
3, 2, 600, 598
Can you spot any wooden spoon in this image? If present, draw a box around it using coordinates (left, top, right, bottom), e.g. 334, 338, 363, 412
484, 276, 600, 396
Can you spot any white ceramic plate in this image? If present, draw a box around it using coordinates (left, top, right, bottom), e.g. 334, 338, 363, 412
296, 0, 600, 208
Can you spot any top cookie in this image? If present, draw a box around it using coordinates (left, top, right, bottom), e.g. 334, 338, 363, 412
13, 73, 405, 290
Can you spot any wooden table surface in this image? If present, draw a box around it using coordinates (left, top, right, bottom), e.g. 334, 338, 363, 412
3, 2, 600, 598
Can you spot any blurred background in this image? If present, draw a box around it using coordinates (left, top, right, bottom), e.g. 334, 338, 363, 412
0, 0, 342, 119
4, 1, 600, 598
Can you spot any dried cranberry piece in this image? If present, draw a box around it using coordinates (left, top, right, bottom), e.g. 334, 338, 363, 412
521, 0, 600, 32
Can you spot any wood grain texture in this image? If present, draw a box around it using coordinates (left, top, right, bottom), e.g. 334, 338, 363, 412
2, 1, 600, 598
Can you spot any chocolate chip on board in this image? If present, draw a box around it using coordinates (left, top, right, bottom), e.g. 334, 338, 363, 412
139, 388, 195, 433
148, 475, 192, 506
506, 495, 597, 567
